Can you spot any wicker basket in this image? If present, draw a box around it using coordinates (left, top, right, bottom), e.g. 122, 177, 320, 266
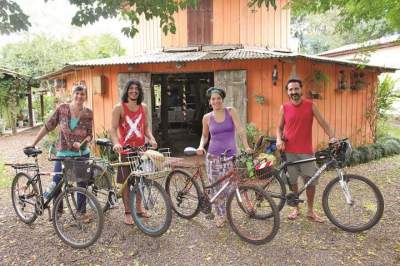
63, 159, 92, 182
127, 148, 173, 179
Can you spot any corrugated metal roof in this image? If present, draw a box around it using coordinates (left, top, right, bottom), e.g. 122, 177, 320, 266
38, 47, 398, 79
319, 34, 400, 56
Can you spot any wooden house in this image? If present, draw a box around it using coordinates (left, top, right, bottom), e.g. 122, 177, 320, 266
39, 0, 396, 151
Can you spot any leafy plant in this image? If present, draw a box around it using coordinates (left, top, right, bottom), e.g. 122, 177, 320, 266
245, 123, 263, 149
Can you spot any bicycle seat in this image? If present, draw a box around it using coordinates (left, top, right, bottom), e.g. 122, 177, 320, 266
23, 147, 42, 157
96, 138, 113, 147
184, 147, 197, 156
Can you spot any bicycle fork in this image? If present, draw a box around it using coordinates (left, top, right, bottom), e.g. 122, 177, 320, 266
337, 169, 353, 205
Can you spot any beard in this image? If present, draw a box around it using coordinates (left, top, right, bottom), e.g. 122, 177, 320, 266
290, 93, 301, 101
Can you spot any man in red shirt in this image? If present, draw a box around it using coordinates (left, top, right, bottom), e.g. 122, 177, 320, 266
110, 79, 157, 225
277, 78, 336, 222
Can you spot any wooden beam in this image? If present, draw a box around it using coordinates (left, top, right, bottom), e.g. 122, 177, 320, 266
40, 94, 45, 121
27, 87, 33, 127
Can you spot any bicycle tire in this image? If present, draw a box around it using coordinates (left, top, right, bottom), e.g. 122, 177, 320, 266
322, 174, 384, 232
165, 169, 201, 219
11, 172, 39, 224
261, 170, 287, 212
226, 185, 280, 245
53, 187, 104, 249
91, 164, 113, 213
130, 178, 172, 237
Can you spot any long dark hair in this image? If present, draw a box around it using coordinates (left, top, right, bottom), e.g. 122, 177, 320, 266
121, 79, 144, 104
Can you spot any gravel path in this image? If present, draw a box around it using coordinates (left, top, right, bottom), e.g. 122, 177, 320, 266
0, 128, 399, 265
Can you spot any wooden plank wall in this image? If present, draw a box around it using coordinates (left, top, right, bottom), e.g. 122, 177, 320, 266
161, 9, 188, 48
161, 0, 290, 49
212, 0, 290, 49
63, 59, 376, 149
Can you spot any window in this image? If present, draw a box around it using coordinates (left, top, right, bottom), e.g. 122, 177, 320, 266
187, 0, 213, 45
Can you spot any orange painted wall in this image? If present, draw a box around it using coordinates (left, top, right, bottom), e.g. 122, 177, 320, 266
161, 9, 188, 48
161, 0, 290, 49
63, 59, 377, 150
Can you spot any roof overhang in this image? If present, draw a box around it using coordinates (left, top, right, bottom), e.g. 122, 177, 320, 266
38, 46, 398, 80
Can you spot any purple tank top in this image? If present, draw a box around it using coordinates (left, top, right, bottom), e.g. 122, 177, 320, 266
208, 108, 237, 157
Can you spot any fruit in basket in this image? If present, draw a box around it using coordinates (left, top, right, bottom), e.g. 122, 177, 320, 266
254, 153, 276, 179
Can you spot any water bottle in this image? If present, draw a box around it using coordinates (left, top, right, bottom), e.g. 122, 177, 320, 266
245, 158, 255, 179
43, 181, 56, 200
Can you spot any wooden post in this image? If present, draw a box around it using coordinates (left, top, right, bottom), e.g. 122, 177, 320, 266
160, 75, 169, 143
27, 87, 33, 127
40, 93, 44, 122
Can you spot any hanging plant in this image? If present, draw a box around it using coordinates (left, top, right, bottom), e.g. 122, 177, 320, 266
255, 95, 266, 105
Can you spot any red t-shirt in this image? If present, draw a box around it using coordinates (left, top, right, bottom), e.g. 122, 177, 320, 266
283, 99, 314, 154
118, 103, 145, 148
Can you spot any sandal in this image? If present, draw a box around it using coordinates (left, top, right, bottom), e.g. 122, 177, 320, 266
215, 216, 226, 228
288, 208, 300, 220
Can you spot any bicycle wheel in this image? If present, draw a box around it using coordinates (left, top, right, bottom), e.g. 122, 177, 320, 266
165, 169, 201, 219
261, 170, 286, 212
11, 172, 39, 224
53, 186, 104, 249
130, 177, 172, 237
91, 164, 113, 213
322, 174, 384, 232
227, 185, 280, 245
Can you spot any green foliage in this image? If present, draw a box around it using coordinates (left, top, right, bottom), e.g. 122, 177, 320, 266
0, 0, 31, 34
0, 34, 125, 77
291, 9, 394, 55
347, 137, 400, 166
246, 123, 263, 149
289, 0, 400, 34
376, 76, 399, 119
0, 161, 11, 189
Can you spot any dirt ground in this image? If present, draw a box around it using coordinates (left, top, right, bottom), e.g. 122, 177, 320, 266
0, 128, 399, 265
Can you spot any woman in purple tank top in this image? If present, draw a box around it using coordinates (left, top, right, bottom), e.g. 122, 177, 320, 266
197, 87, 252, 227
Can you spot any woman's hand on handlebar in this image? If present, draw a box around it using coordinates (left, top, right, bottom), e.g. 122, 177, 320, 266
244, 147, 254, 154
196, 147, 206, 155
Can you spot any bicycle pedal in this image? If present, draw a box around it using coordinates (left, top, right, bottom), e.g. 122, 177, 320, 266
205, 213, 215, 220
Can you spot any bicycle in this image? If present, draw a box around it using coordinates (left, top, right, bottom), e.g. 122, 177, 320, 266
165, 147, 280, 245
89, 138, 173, 237
253, 137, 384, 232
7, 147, 104, 249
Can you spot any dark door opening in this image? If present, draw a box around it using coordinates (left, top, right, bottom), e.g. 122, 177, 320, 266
151, 72, 213, 155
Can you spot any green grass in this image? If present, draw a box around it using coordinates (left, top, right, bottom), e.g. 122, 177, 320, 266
0, 162, 12, 189
387, 124, 400, 139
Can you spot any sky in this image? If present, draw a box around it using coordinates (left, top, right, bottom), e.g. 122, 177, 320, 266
0, 0, 134, 54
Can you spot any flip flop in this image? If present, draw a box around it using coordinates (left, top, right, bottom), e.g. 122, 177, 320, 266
288, 209, 300, 220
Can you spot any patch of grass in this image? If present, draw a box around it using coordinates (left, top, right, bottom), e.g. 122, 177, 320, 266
0, 162, 12, 189
387, 124, 400, 139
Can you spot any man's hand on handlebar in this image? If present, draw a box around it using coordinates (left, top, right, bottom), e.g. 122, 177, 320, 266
113, 143, 123, 153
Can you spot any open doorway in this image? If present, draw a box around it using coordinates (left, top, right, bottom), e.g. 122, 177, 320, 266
151, 72, 213, 154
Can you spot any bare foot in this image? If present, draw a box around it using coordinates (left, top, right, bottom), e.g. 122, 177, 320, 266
215, 216, 226, 228
136, 209, 151, 218
288, 208, 300, 220
307, 211, 324, 223
124, 214, 135, 225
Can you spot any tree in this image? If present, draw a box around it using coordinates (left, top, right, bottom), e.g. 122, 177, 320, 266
288, 0, 400, 34
0, 34, 125, 77
291, 9, 395, 55
0, 0, 277, 37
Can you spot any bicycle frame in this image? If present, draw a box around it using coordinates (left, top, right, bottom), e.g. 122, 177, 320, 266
277, 155, 349, 200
